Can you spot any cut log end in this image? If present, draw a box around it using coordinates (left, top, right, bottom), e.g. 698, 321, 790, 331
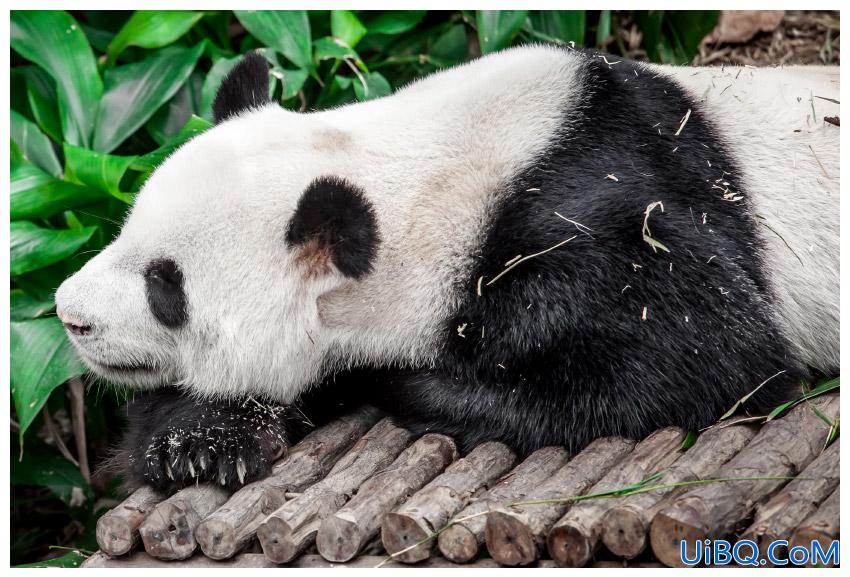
601, 506, 647, 559
790, 529, 837, 567
138, 502, 196, 561
649, 504, 708, 568
547, 522, 593, 568
96, 515, 135, 557
195, 519, 236, 560
485, 510, 538, 566
256, 516, 299, 564
437, 523, 479, 564
316, 515, 365, 563
381, 513, 433, 563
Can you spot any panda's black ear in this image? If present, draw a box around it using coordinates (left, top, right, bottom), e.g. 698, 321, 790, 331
286, 176, 380, 280
212, 51, 270, 123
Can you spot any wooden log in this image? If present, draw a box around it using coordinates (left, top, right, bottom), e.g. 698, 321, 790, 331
256, 418, 413, 563
483, 436, 636, 566
650, 391, 839, 568
601, 420, 758, 559
436, 446, 569, 564
544, 429, 684, 567
740, 438, 839, 560
96, 486, 165, 556
315, 433, 457, 562
82, 551, 505, 568
195, 407, 381, 559
789, 487, 840, 567
381, 441, 517, 563
139, 485, 230, 560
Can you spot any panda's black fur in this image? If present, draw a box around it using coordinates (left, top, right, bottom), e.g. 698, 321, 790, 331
123, 49, 805, 492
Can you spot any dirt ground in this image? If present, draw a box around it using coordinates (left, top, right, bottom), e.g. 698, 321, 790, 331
613, 10, 839, 66
696, 10, 839, 66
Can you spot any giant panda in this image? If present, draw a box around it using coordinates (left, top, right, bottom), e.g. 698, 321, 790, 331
54, 45, 840, 491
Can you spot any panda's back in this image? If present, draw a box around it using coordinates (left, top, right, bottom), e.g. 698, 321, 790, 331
315, 47, 838, 449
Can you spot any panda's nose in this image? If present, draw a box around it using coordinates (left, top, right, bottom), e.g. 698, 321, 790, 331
57, 309, 94, 337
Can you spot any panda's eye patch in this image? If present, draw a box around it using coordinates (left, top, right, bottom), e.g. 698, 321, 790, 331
144, 259, 187, 328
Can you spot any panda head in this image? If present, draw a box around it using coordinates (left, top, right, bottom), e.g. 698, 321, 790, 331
54, 52, 381, 401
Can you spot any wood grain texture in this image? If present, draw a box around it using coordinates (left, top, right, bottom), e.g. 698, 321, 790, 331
257, 418, 412, 563
437, 446, 570, 564
484, 436, 636, 566
650, 392, 839, 568
601, 420, 758, 559
139, 485, 230, 560
546, 428, 685, 567
381, 441, 516, 563
316, 433, 458, 562
194, 407, 381, 560
95, 486, 164, 556
790, 487, 840, 567
741, 438, 838, 560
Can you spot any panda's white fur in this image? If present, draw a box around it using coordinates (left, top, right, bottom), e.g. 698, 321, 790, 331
56, 45, 839, 408
665, 64, 840, 371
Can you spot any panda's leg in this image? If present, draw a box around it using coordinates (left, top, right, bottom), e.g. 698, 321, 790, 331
366, 371, 542, 455
120, 388, 308, 492
120, 371, 375, 492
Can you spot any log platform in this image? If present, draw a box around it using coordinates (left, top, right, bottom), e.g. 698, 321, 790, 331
83, 391, 840, 568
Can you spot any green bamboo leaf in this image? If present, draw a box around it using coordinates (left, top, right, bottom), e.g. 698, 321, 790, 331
23, 66, 63, 144
275, 68, 309, 101
313, 36, 361, 63
10, 221, 97, 276
11, 155, 104, 221
93, 42, 205, 153
63, 143, 137, 203
476, 10, 529, 53
200, 55, 242, 120
106, 10, 204, 66
596, 10, 612, 47
11, 289, 55, 321
15, 550, 87, 568
353, 71, 392, 101
331, 10, 367, 47
235, 10, 312, 69
365, 11, 427, 35
10, 440, 92, 505
10, 10, 103, 148
146, 71, 204, 144
132, 115, 212, 173
10, 317, 86, 438
635, 11, 665, 62
529, 11, 586, 45
664, 11, 720, 62
10, 110, 61, 177
765, 377, 840, 422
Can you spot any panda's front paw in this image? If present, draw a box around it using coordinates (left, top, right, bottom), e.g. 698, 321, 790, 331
125, 396, 295, 492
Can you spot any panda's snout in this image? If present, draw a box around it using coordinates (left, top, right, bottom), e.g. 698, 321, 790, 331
57, 308, 94, 337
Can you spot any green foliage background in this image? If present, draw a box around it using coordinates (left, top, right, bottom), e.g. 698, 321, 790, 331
9, 10, 720, 565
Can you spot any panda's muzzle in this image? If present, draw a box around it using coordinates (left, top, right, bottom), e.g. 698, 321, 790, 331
57, 309, 94, 337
